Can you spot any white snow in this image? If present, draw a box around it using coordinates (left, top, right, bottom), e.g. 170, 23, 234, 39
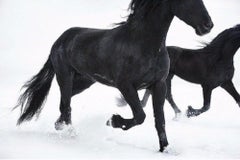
1, 0, 240, 159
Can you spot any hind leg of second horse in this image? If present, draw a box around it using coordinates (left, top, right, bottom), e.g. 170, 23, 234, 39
166, 74, 181, 117
221, 80, 240, 107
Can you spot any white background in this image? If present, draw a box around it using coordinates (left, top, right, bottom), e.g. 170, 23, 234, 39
0, 0, 240, 159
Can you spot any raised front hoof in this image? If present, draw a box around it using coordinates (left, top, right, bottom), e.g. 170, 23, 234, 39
186, 106, 200, 118
106, 114, 128, 130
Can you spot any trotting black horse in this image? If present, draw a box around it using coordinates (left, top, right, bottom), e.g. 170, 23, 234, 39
119, 25, 240, 118
15, 0, 213, 152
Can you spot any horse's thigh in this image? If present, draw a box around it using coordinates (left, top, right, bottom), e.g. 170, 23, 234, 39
72, 74, 95, 96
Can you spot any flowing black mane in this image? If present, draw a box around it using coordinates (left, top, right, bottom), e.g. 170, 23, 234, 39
202, 24, 240, 51
121, 0, 164, 25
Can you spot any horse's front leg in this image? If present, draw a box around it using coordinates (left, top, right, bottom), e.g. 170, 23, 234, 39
151, 80, 169, 152
187, 85, 212, 117
107, 83, 146, 130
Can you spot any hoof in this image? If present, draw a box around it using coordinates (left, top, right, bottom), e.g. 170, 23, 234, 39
106, 114, 128, 130
55, 119, 71, 131
55, 121, 67, 130
186, 106, 195, 118
55, 115, 72, 130
159, 147, 166, 152
159, 144, 169, 152
186, 106, 202, 118
172, 112, 182, 121
159, 135, 169, 152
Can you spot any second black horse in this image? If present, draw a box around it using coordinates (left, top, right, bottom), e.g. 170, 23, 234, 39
119, 25, 240, 118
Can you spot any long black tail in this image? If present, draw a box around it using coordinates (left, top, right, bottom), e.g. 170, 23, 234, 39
15, 58, 55, 125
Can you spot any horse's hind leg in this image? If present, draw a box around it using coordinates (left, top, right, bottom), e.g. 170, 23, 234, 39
166, 74, 181, 117
221, 80, 240, 107
107, 82, 146, 130
55, 73, 95, 130
72, 74, 95, 97
54, 65, 74, 130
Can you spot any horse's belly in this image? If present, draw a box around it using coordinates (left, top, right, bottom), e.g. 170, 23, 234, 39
93, 73, 115, 87
176, 72, 203, 84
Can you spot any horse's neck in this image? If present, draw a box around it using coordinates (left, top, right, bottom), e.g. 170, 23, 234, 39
126, 7, 174, 51
230, 38, 240, 57
204, 35, 240, 62
220, 37, 240, 60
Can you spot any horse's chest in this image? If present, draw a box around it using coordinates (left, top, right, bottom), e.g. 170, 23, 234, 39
135, 53, 170, 89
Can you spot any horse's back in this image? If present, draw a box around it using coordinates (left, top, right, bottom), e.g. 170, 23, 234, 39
52, 27, 107, 51
167, 46, 208, 84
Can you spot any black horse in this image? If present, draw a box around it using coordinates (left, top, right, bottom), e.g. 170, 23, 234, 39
15, 0, 213, 152
119, 25, 240, 118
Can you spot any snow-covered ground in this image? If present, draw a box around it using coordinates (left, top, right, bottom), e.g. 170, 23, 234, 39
1, 0, 240, 159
